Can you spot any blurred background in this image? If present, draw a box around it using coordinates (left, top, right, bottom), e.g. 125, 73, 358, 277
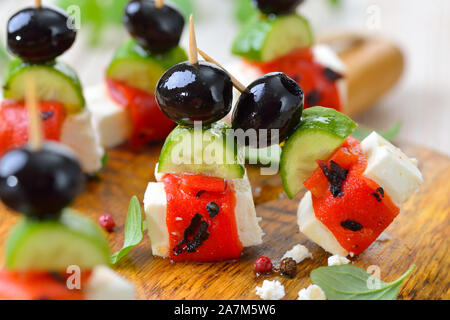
0, 0, 449, 156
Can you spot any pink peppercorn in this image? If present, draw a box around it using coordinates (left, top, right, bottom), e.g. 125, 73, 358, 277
254, 256, 273, 274
98, 213, 115, 232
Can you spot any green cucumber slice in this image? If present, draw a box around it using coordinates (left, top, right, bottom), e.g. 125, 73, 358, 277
5, 209, 111, 271
106, 39, 188, 94
3, 58, 85, 114
232, 14, 313, 62
280, 107, 357, 199
158, 122, 245, 179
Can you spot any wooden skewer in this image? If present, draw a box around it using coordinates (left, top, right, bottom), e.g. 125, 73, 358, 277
188, 15, 198, 65
155, 0, 164, 9
198, 49, 246, 93
35, 0, 42, 8
25, 76, 43, 151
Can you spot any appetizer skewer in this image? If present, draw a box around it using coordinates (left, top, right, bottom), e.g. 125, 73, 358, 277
0, 83, 135, 300
1, 1, 104, 174
229, 0, 403, 116
86, 0, 188, 148
144, 16, 264, 262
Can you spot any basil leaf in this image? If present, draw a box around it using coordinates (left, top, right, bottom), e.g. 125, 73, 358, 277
311, 264, 415, 300
352, 121, 402, 142
111, 196, 144, 264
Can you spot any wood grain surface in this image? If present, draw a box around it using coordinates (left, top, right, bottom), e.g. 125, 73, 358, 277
0, 143, 449, 300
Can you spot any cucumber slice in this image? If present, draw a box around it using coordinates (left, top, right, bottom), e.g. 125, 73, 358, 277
3, 58, 85, 114
5, 209, 111, 271
232, 14, 313, 62
158, 122, 245, 179
280, 107, 357, 199
106, 39, 188, 94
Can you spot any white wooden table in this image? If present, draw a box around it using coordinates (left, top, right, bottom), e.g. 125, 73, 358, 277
1, 0, 449, 155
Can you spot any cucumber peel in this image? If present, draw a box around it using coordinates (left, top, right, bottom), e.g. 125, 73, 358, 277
106, 39, 188, 94
158, 122, 245, 179
232, 14, 313, 62
5, 209, 111, 271
280, 107, 357, 199
3, 58, 85, 114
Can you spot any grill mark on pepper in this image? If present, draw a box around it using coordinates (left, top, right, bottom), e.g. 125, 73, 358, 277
195, 190, 205, 198
206, 201, 219, 217
306, 90, 321, 106
371, 187, 385, 202
323, 67, 343, 82
341, 219, 363, 231
319, 160, 349, 197
41, 111, 54, 120
174, 213, 210, 255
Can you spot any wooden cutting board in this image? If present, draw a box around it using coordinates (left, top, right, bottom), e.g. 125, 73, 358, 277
0, 143, 449, 300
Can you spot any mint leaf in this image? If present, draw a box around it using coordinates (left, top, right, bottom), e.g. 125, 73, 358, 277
352, 121, 402, 142
111, 196, 144, 264
311, 264, 415, 300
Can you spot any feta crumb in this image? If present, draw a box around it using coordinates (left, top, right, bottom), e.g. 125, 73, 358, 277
328, 254, 350, 266
281, 244, 313, 263
255, 280, 285, 300
297, 284, 326, 300
376, 232, 391, 242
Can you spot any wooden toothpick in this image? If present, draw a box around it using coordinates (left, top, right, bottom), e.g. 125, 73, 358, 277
155, 0, 164, 8
198, 49, 246, 93
188, 15, 199, 65
25, 76, 43, 151
35, 0, 42, 8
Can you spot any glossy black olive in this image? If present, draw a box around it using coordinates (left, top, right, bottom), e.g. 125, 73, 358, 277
7, 6, 76, 63
156, 61, 233, 126
124, 0, 184, 54
232, 72, 303, 147
253, 0, 304, 15
0, 143, 84, 220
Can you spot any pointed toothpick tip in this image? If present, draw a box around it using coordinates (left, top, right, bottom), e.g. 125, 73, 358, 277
25, 75, 42, 151
188, 14, 199, 65
35, 0, 42, 8
198, 49, 246, 93
155, 0, 164, 9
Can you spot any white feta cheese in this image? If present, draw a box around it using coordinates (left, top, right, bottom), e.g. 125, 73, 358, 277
85, 84, 132, 148
281, 244, 312, 263
327, 254, 350, 266
297, 284, 326, 300
255, 280, 285, 300
361, 132, 423, 205
143, 182, 169, 258
60, 110, 104, 174
143, 173, 263, 257
297, 191, 348, 257
84, 266, 135, 300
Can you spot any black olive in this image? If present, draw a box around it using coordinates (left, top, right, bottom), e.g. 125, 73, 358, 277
124, 0, 184, 54
7, 6, 76, 64
0, 143, 84, 220
253, 0, 304, 15
156, 61, 233, 126
232, 72, 303, 147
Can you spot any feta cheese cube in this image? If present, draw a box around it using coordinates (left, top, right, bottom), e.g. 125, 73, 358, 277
255, 280, 285, 300
60, 110, 104, 174
84, 266, 135, 300
297, 191, 348, 257
85, 84, 132, 148
281, 244, 312, 263
361, 132, 423, 205
297, 284, 326, 300
327, 254, 350, 266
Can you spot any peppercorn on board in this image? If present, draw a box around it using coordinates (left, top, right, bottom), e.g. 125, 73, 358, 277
0, 142, 448, 300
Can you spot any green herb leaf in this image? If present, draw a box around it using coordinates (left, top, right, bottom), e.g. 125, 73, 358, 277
111, 196, 144, 264
352, 121, 402, 142
311, 264, 415, 300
